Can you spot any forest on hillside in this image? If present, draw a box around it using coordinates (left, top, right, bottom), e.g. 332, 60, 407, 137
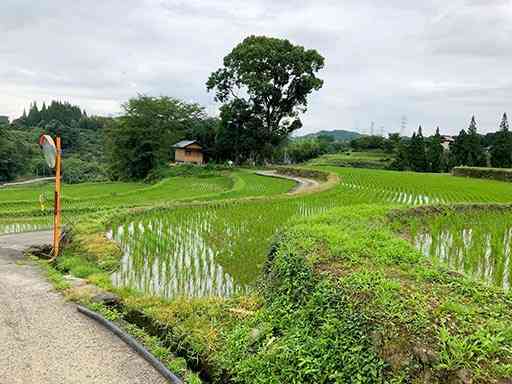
0, 101, 107, 183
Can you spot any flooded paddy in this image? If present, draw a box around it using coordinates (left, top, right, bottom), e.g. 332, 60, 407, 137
109, 197, 336, 298
0, 219, 52, 235
412, 211, 512, 291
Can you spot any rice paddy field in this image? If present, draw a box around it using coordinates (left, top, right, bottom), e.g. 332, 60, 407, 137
0, 170, 295, 233
100, 167, 512, 298
308, 150, 393, 168
3, 165, 512, 383
407, 209, 512, 291
3, 166, 512, 293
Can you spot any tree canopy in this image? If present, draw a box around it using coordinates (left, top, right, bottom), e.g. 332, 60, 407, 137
105, 95, 217, 180
490, 113, 512, 168
0, 127, 34, 181
408, 126, 428, 172
427, 127, 445, 173
207, 35, 324, 163
449, 116, 486, 167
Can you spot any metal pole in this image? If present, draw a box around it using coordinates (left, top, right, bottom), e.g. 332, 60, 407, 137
52, 136, 62, 259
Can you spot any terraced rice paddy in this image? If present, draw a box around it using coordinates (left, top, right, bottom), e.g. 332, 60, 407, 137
323, 167, 512, 205
107, 167, 512, 298
308, 150, 393, 169
0, 219, 52, 235
411, 210, 512, 291
3, 166, 512, 296
0, 170, 294, 234
109, 197, 336, 297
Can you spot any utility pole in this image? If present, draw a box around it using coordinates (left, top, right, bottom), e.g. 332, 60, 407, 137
400, 115, 408, 137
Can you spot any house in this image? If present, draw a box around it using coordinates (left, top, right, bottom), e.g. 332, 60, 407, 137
173, 140, 204, 165
0, 116, 9, 126
440, 135, 454, 151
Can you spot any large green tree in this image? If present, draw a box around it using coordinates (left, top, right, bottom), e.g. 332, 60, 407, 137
465, 116, 486, 166
449, 117, 486, 168
449, 129, 468, 167
390, 140, 410, 171
105, 95, 212, 180
0, 127, 28, 182
490, 113, 512, 168
207, 36, 324, 162
215, 99, 263, 164
408, 126, 428, 172
427, 127, 445, 172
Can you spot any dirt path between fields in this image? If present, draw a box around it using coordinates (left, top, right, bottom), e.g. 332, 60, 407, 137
0, 177, 55, 188
0, 231, 167, 384
255, 170, 321, 194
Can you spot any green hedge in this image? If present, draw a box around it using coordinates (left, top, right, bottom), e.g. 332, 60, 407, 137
452, 166, 512, 182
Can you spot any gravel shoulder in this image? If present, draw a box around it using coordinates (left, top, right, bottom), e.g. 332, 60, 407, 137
0, 231, 166, 384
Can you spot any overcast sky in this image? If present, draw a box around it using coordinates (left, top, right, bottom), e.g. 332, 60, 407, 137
2, 0, 511, 136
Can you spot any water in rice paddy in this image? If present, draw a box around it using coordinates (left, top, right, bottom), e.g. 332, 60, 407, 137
0, 221, 51, 235
414, 224, 512, 291
108, 198, 336, 298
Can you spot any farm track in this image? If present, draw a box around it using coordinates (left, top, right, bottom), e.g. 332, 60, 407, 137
0, 231, 167, 384
0, 177, 55, 188
255, 170, 320, 194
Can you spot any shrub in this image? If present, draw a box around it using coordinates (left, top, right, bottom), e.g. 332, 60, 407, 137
62, 157, 107, 184
452, 166, 512, 182
144, 163, 228, 183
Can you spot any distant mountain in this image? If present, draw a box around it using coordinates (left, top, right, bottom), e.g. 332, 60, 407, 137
299, 129, 362, 141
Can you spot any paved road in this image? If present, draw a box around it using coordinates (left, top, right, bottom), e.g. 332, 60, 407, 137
255, 170, 320, 194
0, 231, 166, 384
0, 177, 55, 188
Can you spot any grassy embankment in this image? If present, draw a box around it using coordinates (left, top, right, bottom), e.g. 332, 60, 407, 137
7, 166, 512, 383
308, 150, 394, 169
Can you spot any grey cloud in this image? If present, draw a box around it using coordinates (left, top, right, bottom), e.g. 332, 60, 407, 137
1, 1, 510, 135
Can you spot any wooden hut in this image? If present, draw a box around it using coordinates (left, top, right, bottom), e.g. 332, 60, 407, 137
173, 140, 204, 165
